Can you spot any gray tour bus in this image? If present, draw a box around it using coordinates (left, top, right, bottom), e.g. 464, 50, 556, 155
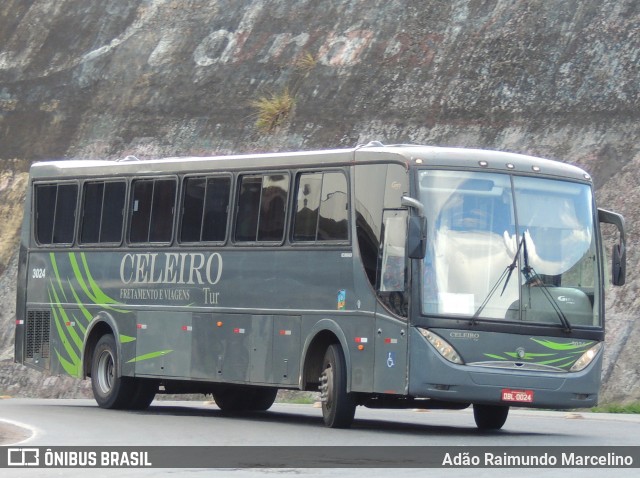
14, 143, 626, 429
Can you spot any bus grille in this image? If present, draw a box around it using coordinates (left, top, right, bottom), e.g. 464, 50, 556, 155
25, 310, 51, 359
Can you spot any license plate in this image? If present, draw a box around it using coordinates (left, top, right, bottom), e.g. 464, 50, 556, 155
501, 389, 534, 403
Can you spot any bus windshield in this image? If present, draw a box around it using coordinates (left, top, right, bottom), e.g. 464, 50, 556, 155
419, 170, 600, 327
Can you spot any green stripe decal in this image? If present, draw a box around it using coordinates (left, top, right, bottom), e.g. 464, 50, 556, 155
127, 350, 173, 363
46, 252, 136, 379
79, 252, 118, 305
55, 349, 81, 377
504, 352, 555, 360
484, 354, 507, 360
537, 356, 578, 366
530, 338, 590, 351
67, 253, 125, 312
556, 359, 578, 369
482, 337, 596, 369
49, 286, 83, 350
68, 252, 99, 303
49, 289, 81, 376
68, 279, 94, 326
49, 253, 69, 303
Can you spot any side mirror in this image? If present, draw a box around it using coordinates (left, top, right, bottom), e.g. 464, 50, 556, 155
612, 242, 626, 286
402, 196, 427, 259
598, 208, 626, 286
407, 216, 427, 259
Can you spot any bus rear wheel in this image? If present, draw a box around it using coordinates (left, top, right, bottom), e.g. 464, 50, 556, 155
319, 344, 356, 428
473, 404, 509, 430
91, 334, 135, 409
246, 387, 278, 411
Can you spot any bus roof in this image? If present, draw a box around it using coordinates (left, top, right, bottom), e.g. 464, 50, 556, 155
28, 144, 592, 183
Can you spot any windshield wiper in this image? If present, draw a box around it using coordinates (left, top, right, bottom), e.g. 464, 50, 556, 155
521, 237, 572, 333
470, 233, 525, 325
471, 233, 572, 333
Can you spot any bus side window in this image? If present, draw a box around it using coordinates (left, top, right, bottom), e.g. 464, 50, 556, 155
257, 174, 289, 241
81, 182, 103, 243
35, 184, 57, 244
130, 178, 176, 243
101, 182, 126, 243
293, 171, 348, 242
354, 164, 386, 287
34, 183, 78, 245
80, 181, 126, 244
317, 172, 348, 241
293, 173, 322, 241
202, 176, 231, 242
235, 173, 289, 243
181, 176, 231, 243
181, 177, 206, 242
235, 176, 262, 242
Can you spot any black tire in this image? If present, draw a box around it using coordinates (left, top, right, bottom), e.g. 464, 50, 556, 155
473, 404, 509, 430
246, 387, 278, 411
320, 344, 356, 428
213, 388, 243, 412
128, 379, 158, 410
214, 386, 278, 412
91, 334, 135, 409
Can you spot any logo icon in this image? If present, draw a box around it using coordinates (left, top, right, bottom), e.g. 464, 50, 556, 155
8, 448, 40, 467
386, 352, 396, 368
557, 296, 576, 305
337, 289, 346, 310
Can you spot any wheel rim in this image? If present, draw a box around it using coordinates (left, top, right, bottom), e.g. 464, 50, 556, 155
96, 349, 115, 395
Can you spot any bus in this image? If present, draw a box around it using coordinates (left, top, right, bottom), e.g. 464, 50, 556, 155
14, 143, 626, 430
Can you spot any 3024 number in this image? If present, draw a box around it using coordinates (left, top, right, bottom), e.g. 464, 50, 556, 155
32, 268, 46, 279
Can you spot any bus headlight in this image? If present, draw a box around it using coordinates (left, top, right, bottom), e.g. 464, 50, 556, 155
417, 328, 463, 364
569, 342, 603, 372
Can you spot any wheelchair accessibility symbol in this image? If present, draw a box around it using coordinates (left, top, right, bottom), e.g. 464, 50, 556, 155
386, 352, 396, 368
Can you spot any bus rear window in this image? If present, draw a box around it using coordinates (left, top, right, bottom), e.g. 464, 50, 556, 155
34, 183, 78, 245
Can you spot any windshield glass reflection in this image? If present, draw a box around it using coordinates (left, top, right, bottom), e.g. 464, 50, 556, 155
419, 170, 599, 327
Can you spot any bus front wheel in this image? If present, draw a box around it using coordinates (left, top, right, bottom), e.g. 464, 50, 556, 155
319, 344, 356, 428
91, 334, 135, 409
473, 404, 509, 430
128, 379, 157, 410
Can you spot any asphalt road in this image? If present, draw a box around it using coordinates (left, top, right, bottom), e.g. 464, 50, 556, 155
1, 398, 639, 477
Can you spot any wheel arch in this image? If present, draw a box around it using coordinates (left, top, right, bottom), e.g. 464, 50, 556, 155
81, 312, 121, 379
299, 319, 352, 392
